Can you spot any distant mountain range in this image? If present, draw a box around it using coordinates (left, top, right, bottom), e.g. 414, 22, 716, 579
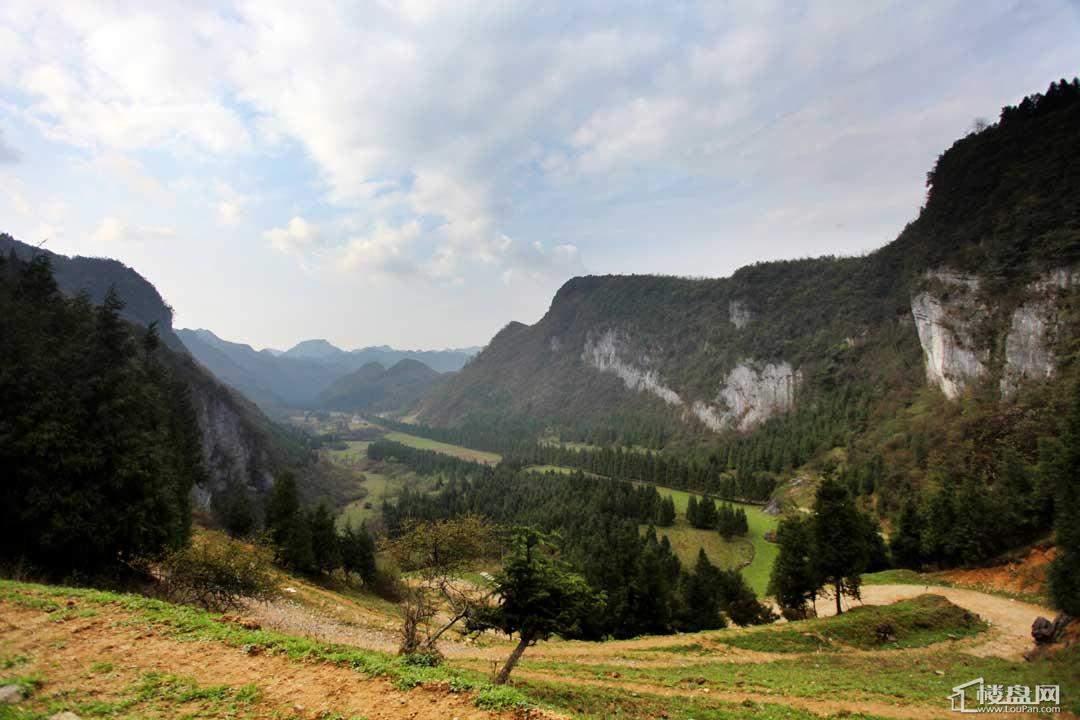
176, 328, 478, 413
317, 358, 444, 414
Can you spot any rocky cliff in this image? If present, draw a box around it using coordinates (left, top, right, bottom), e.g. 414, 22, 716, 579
911, 267, 1079, 400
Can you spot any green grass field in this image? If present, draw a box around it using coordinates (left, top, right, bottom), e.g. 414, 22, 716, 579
383, 431, 502, 465
336, 471, 392, 527
647, 520, 753, 571
323, 440, 439, 529
643, 483, 779, 595
325, 439, 371, 464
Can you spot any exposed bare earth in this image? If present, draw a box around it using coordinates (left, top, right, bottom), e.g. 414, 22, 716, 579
0, 602, 538, 720
937, 545, 1055, 599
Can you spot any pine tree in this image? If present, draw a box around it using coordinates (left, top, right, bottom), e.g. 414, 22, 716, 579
686, 496, 699, 526
1049, 382, 1080, 615
309, 503, 341, 573
890, 498, 924, 569
265, 473, 314, 571
677, 549, 725, 631
812, 478, 868, 615
656, 496, 676, 526
767, 515, 819, 619
696, 497, 718, 529
467, 529, 598, 684
215, 479, 255, 538
340, 522, 377, 584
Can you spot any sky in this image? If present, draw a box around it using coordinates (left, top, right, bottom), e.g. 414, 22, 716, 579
1, 2, 1078, 351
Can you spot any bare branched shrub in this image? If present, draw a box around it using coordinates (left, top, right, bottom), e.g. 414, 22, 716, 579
162, 536, 276, 611
380, 515, 498, 659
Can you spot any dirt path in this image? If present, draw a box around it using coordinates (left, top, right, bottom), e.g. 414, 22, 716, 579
513, 670, 948, 720
246, 581, 1051, 667
0, 602, 545, 720
825, 584, 1053, 660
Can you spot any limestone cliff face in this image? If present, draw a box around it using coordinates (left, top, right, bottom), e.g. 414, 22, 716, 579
912, 267, 1078, 400
582, 328, 799, 432
187, 382, 275, 509
582, 329, 682, 407
729, 300, 752, 329
715, 362, 801, 432
910, 270, 988, 399
999, 269, 1079, 397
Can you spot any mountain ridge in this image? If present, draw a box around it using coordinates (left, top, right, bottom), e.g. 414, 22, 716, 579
418, 79, 1080, 472
176, 328, 477, 413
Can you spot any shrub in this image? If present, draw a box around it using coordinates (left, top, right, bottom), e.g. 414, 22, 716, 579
162, 537, 276, 611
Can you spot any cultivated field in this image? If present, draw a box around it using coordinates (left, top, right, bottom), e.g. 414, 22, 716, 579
383, 431, 502, 465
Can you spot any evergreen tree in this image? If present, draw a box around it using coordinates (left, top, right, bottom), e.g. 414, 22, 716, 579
890, 498, 925, 569
812, 478, 868, 615
696, 497, 719, 529
860, 513, 890, 572
716, 567, 775, 626
686, 496, 699, 526
468, 529, 599, 684
215, 479, 255, 538
0, 257, 200, 575
767, 515, 819, 619
265, 473, 314, 571
309, 503, 340, 573
656, 496, 677, 526
1049, 383, 1080, 615
677, 549, 725, 631
340, 522, 377, 584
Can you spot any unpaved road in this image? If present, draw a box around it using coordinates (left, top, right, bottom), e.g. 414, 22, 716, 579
824, 584, 1053, 660
248, 582, 1053, 664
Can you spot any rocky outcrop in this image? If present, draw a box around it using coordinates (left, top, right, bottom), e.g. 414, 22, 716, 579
729, 299, 752, 329
913, 267, 1079, 399
718, 361, 801, 432
582, 329, 682, 407
690, 361, 801, 432
1000, 269, 1079, 397
187, 381, 276, 509
583, 329, 798, 432
911, 270, 988, 399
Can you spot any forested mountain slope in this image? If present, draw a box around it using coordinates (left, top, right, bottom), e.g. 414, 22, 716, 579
419, 80, 1080, 496
0, 235, 309, 513
317, 358, 444, 413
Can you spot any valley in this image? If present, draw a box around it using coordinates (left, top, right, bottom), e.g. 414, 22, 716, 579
1, 31, 1079, 720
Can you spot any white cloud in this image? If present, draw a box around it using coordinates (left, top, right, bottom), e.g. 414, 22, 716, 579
0, 129, 20, 163
90, 216, 175, 246
213, 182, 254, 225
499, 239, 585, 285
341, 220, 422, 277
2, 1, 1079, 346
88, 153, 170, 200
264, 216, 318, 255
8, 3, 249, 154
